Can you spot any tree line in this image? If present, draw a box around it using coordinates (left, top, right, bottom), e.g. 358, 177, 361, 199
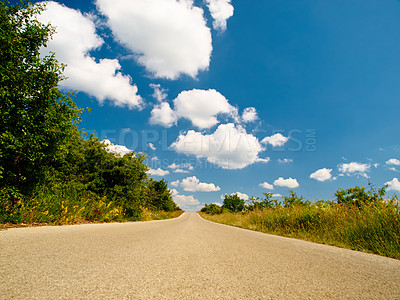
0, 1, 179, 224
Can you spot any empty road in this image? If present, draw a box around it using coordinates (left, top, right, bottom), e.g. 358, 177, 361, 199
1, 212, 399, 299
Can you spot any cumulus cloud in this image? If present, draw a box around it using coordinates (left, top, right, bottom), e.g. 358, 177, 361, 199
273, 177, 299, 188
232, 192, 249, 201
147, 168, 170, 176
338, 162, 370, 178
37, 1, 142, 109
241, 107, 258, 123
272, 193, 282, 197
385, 178, 400, 192
150, 89, 237, 129
259, 182, 274, 190
96, 0, 212, 79
103, 139, 132, 156
261, 133, 289, 147
149, 83, 168, 102
386, 159, 400, 166
149, 102, 177, 127
204, 0, 234, 32
172, 193, 201, 212
310, 168, 333, 182
173, 176, 220, 192
148, 143, 156, 151
171, 123, 266, 169
173, 89, 237, 129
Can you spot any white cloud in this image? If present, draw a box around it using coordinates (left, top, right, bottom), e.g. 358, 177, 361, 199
150, 89, 238, 129
149, 83, 168, 102
272, 194, 282, 197
204, 0, 234, 32
174, 169, 190, 174
148, 143, 156, 151
261, 133, 289, 147
278, 158, 293, 164
102, 139, 132, 156
259, 182, 274, 190
338, 162, 370, 178
169, 189, 179, 196
171, 123, 265, 169
149, 102, 177, 127
309, 168, 333, 182
173, 89, 237, 129
385, 178, 400, 192
96, 0, 212, 79
232, 192, 249, 201
273, 177, 299, 188
173, 194, 201, 212
171, 180, 180, 187
174, 176, 220, 192
386, 159, 400, 166
147, 168, 170, 176
168, 163, 194, 172
241, 107, 258, 123
212, 202, 223, 206
37, 1, 142, 109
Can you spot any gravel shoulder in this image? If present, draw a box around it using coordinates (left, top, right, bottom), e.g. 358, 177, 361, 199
1, 212, 399, 299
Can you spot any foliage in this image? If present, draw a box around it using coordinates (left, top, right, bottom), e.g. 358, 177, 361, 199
0, 1, 179, 225
0, 0, 81, 194
200, 203, 223, 215
222, 194, 245, 212
247, 193, 280, 211
335, 183, 386, 208
282, 190, 310, 207
200, 185, 400, 259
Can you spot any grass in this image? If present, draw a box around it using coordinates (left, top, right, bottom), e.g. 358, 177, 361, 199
199, 201, 400, 260
0, 182, 184, 227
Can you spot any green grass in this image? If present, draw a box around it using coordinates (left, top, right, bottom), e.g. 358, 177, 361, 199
200, 201, 400, 260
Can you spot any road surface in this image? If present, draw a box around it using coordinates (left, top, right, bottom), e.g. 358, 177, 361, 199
1, 212, 399, 299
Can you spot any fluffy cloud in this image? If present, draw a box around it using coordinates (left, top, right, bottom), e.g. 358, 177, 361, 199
273, 177, 299, 188
204, 0, 234, 32
149, 102, 177, 127
148, 143, 156, 151
241, 107, 258, 123
103, 139, 132, 156
272, 194, 282, 197
174, 89, 237, 129
309, 168, 333, 182
386, 159, 400, 166
385, 178, 400, 192
172, 193, 201, 212
96, 0, 212, 79
261, 133, 289, 147
147, 168, 170, 176
233, 192, 249, 201
171, 123, 266, 169
338, 162, 370, 178
150, 89, 237, 129
259, 182, 274, 190
150, 83, 168, 103
173, 176, 220, 192
37, 1, 142, 109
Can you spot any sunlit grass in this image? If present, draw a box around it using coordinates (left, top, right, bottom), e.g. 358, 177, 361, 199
200, 201, 400, 259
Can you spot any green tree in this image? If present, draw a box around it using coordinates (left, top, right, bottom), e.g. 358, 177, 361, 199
223, 194, 245, 212
282, 191, 309, 207
335, 183, 386, 208
0, 1, 81, 194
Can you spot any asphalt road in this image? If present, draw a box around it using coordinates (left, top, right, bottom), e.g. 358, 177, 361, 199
1, 212, 399, 299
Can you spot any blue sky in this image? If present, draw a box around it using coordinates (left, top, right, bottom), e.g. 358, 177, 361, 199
21, 0, 400, 211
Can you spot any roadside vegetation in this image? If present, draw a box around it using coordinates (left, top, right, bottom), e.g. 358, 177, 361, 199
200, 185, 400, 259
0, 1, 181, 226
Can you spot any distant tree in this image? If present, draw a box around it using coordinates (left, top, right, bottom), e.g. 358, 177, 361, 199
223, 194, 245, 212
335, 183, 386, 208
282, 191, 309, 207
0, 1, 81, 194
200, 203, 223, 215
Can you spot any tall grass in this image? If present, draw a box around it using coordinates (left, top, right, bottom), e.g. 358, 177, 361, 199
200, 201, 400, 259
0, 181, 183, 226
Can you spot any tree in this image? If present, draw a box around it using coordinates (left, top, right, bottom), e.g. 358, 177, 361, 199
282, 191, 309, 207
223, 194, 245, 212
0, 1, 81, 194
